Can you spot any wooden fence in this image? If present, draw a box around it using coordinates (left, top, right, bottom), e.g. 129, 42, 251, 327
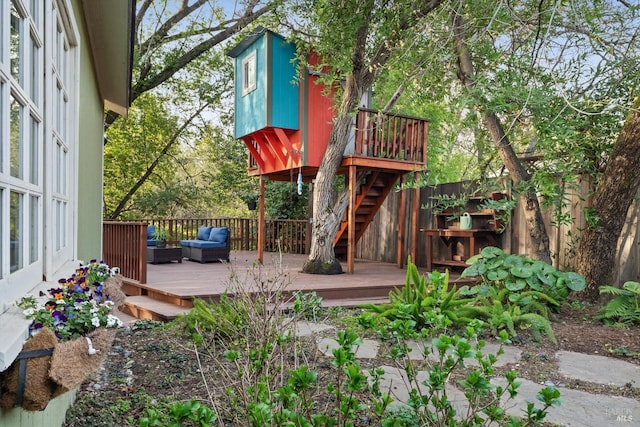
356, 175, 640, 284
103, 176, 640, 285
102, 222, 147, 284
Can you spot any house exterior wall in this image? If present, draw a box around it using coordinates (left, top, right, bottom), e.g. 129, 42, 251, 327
74, 0, 105, 261
0, 0, 130, 424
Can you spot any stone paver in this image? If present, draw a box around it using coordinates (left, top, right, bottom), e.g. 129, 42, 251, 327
317, 337, 380, 359
492, 377, 639, 426
287, 320, 335, 337
556, 350, 640, 388
301, 321, 640, 426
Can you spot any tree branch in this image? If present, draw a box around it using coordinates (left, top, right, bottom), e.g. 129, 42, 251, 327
108, 102, 210, 219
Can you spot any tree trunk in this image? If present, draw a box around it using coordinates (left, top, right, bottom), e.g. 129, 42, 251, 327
302, 81, 360, 274
576, 97, 640, 301
452, 10, 551, 263
302, 0, 446, 274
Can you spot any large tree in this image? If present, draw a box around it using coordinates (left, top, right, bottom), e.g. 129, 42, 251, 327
576, 98, 640, 301
103, 0, 281, 218
450, 4, 552, 263
292, 0, 446, 274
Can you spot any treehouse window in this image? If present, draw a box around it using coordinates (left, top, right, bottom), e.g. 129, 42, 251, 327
241, 50, 256, 96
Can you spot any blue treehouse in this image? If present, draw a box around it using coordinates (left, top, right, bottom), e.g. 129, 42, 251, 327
228, 27, 429, 272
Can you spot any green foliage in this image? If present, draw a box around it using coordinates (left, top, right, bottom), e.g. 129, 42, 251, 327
596, 281, 640, 325
292, 291, 323, 321
138, 400, 217, 427
151, 228, 170, 242
264, 180, 309, 220
460, 247, 585, 342
461, 247, 585, 343
462, 247, 585, 304
364, 261, 479, 333
377, 318, 561, 426
175, 295, 250, 344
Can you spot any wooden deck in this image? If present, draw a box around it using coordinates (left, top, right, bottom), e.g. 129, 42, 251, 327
119, 250, 472, 321
119, 251, 413, 320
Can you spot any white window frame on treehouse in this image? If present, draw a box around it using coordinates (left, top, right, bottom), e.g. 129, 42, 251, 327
241, 50, 257, 96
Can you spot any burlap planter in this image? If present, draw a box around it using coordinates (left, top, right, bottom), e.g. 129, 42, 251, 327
0, 326, 117, 411
0, 276, 124, 411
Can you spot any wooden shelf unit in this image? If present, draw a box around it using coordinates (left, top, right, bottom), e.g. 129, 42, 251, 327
425, 192, 507, 270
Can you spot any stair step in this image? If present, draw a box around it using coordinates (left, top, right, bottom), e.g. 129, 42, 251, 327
123, 296, 191, 321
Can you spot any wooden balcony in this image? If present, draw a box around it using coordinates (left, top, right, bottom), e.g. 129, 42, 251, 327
248, 108, 428, 176
352, 108, 427, 164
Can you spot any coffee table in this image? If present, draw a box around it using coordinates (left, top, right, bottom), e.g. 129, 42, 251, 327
147, 246, 183, 264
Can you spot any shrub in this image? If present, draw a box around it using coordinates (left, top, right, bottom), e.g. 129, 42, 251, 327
364, 261, 482, 333
459, 247, 586, 342
596, 281, 640, 325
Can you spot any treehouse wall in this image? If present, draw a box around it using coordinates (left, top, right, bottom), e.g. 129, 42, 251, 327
231, 29, 299, 139
301, 64, 335, 167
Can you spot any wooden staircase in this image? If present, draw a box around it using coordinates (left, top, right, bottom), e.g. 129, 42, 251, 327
333, 170, 403, 260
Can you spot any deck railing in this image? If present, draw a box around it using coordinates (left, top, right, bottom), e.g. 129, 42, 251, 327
247, 108, 428, 169
103, 221, 147, 284
103, 218, 310, 284
354, 108, 428, 164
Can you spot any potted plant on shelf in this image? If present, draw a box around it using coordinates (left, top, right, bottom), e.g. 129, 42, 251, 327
152, 228, 171, 248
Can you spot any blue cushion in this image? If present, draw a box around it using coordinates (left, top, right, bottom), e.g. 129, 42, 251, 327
208, 227, 229, 244
179, 240, 193, 247
197, 226, 213, 241
189, 240, 226, 249
147, 239, 157, 246
147, 225, 156, 239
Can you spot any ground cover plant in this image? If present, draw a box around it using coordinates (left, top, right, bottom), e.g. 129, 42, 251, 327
64, 260, 640, 426
64, 262, 575, 426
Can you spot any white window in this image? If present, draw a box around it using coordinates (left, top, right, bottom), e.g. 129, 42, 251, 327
0, 0, 49, 288
50, 2, 73, 258
241, 50, 257, 96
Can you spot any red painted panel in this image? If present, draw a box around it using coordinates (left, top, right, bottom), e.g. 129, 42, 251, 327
304, 71, 335, 167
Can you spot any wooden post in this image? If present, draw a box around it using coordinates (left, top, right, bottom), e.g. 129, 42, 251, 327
397, 175, 406, 268
257, 177, 265, 264
347, 165, 356, 273
411, 171, 420, 265
306, 181, 313, 255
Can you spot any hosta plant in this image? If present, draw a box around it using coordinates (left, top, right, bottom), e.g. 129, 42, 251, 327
460, 247, 585, 342
461, 246, 585, 310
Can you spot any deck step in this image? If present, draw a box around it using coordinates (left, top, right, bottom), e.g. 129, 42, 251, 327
123, 295, 191, 321
122, 291, 392, 323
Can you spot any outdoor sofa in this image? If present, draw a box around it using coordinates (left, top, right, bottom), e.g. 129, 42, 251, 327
180, 226, 230, 263
146, 225, 158, 246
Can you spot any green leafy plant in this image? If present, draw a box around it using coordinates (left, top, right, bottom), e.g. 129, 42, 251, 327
460, 247, 585, 342
292, 290, 323, 321
175, 294, 250, 344
596, 281, 640, 325
151, 227, 171, 243
377, 318, 561, 425
139, 400, 217, 427
428, 192, 470, 222
364, 260, 481, 332
477, 195, 516, 232
462, 247, 585, 308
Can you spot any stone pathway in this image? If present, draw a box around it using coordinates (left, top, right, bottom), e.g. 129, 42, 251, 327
294, 321, 640, 426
